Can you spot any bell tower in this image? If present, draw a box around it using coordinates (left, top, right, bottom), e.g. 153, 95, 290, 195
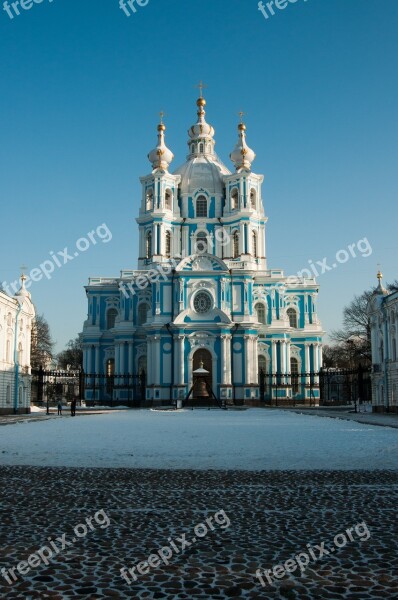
137, 114, 181, 268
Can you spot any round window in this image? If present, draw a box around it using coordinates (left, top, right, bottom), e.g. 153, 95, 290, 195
194, 292, 212, 314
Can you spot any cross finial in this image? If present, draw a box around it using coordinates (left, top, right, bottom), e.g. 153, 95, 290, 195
195, 80, 208, 98
239, 110, 245, 123
377, 264, 383, 281
159, 111, 165, 124
20, 265, 27, 282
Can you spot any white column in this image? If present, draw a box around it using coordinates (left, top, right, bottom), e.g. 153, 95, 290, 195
286, 342, 291, 373
305, 344, 310, 384
146, 340, 152, 385
120, 343, 125, 375
179, 336, 185, 384
153, 336, 160, 385
244, 335, 250, 384
221, 335, 227, 385
129, 343, 134, 375
95, 346, 100, 374
252, 337, 259, 384
225, 335, 232, 385
272, 340, 277, 374
314, 343, 319, 384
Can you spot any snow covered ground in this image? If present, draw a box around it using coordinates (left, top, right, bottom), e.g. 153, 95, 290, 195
1, 409, 397, 470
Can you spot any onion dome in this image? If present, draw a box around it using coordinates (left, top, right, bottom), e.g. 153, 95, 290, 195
148, 116, 174, 172
188, 97, 215, 141
230, 118, 256, 171
375, 270, 388, 295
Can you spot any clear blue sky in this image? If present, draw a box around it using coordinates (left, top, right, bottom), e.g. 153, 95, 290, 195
0, 0, 397, 352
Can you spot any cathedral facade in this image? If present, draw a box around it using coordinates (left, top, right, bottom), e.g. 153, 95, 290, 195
82, 96, 324, 405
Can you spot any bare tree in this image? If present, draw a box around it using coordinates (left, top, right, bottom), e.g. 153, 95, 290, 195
330, 290, 373, 367
57, 337, 83, 370
31, 314, 54, 369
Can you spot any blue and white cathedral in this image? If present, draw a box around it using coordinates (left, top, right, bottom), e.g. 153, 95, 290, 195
82, 95, 324, 405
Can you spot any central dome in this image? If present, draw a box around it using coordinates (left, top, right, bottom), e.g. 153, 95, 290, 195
173, 154, 231, 195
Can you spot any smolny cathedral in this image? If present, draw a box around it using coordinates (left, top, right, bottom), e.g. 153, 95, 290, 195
82, 94, 324, 405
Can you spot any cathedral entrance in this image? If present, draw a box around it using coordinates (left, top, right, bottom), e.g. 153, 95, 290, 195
192, 349, 213, 397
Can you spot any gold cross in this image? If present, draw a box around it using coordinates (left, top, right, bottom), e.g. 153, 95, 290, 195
159, 111, 165, 124
20, 265, 27, 282
239, 110, 245, 123
195, 80, 208, 98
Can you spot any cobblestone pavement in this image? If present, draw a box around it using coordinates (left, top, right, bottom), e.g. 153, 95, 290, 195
0, 467, 397, 599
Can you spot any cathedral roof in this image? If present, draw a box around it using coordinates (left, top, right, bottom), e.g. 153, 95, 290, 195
173, 154, 231, 195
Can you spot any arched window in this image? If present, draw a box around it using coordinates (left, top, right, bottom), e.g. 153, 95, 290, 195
287, 308, 298, 328
138, 303, 149, 326
199, 143, 204, 153
195, 232, 207, 254
191, 144, 195, 154
196, 195, 207, 218
146, 188, 153, 212
231, 188, 239, 210
233, 231, 239, 258
250, 188, 256, 209
255, 303, 266, 325
165, 189, 172, 210
165, 231, 171, 257
19, 386, 23, 404
392, 338, 397, 362
258, 355, 267, 376
290, 357, 299, 394
6, 385, 11, 404
380, 341, 384, 363
146, 231, 152, 259
252, 232, 257, 258
18, 342, 23, 365
106, 308, 118, 330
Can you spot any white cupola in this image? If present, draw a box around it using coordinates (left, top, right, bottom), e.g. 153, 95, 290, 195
230, 119, 256, 171
148, 117, 174, 172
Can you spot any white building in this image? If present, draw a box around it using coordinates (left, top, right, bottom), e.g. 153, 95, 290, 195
368, 271, 398, 412
0, 276, 35, 414
82, 95, 324, 406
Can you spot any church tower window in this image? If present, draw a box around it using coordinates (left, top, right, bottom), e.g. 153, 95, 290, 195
146, 232, 152, 259
138, 303, 149, 326
231, 188, 239, 210
250, 188, 256, 209
255, 303, 266, 325
165, 189, 172, 210
106, 308, 118, 330
287, 308, 298, 328
196, 196, 207, 218
165, 231, 171, 258
146, 188, 153, 212
233, 231, 239, 258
